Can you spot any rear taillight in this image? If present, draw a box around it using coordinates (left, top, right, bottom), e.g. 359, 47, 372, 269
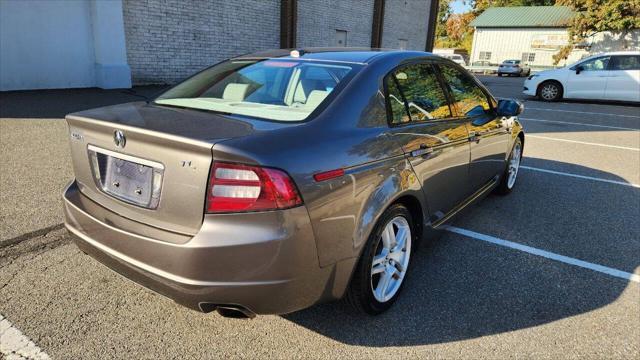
206, 162, 302, 213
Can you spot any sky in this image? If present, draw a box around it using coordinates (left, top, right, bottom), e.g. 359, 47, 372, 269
450, 0, 472, 14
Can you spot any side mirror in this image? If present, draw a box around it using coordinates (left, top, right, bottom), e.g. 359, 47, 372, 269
497, 99, 524, 117
576, 65, 584, 74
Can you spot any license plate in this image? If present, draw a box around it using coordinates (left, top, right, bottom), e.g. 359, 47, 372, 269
88, 146, 164, 208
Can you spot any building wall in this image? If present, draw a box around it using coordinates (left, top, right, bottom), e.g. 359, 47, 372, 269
296, 0, 375, 48
381, 0, 430, 51
122, 0, 280, 84
588, 30, 640, 54
470, 27, 640, 68
1, 0, 94, 91
470, 27, 569, 67
0, 0, 130, 91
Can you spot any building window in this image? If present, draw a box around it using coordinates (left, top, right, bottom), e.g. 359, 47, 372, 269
522, 52, 536, 63
479, 51, 491, 60
398, 39, 408, 50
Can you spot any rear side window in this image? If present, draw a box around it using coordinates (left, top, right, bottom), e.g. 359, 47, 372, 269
438, 64, 492, 117
610, 55, 640, 70
384, 63, 451, 124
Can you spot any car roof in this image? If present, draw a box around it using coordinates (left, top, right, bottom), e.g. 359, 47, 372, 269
580, 51, 640, 61
232, 47, 435, 65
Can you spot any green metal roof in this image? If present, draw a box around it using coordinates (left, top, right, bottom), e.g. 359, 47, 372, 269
470, 6, 575, 28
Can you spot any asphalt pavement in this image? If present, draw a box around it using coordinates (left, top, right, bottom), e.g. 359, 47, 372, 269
1, 77, 638, 359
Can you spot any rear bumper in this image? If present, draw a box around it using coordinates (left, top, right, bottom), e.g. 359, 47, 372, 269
498, 68, 522, 74
63, 180, 349, 315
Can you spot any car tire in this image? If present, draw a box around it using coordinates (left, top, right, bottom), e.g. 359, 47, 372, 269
537, 80, 562, 101
496, 137, 523, 195
497, 73, 502, 77
345, 203, 415, 315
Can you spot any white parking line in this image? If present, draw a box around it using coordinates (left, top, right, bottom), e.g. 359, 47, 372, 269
445, 226, 640, 283
520, 117, 639, 131
525, 107, 640, 119
0, 314, 50, 359
527, 135, 640, 151
521, 166, 640, 188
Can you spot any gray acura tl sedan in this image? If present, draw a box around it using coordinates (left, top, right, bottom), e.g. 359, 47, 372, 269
63, 48, 524, 318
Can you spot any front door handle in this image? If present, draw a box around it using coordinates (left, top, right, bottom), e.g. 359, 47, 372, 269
410, 144, 433, 157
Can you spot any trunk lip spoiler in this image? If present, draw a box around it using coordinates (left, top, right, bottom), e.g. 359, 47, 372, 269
66, 114, 220, 149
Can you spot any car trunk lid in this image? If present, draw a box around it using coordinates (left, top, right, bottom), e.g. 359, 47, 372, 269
65, 101, 262, 236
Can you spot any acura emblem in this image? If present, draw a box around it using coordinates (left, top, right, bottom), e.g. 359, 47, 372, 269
114, 130, 126, 148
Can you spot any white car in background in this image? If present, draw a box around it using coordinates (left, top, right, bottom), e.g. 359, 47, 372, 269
523, 51, 640, 102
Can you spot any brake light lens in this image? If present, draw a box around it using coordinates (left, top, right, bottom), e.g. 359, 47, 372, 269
206, 162, 303, 213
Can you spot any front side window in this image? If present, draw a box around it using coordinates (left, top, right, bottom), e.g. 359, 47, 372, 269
610, 55, 640, 70
384, 63, 451, 124
439, 64, 493, 117
156, 60, 356, 122
577, 56, 611, 71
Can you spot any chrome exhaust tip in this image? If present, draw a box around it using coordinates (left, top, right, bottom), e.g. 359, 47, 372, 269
199, 303, 255, 319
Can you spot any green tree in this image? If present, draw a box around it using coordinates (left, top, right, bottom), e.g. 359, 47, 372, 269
554, 0, 640, 64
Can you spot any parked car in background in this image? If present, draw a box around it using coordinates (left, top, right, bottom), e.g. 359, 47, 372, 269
524, 51, 640, 102
63, 48, 525, 318
497, 60, 531, 77
442, 54, 467, 66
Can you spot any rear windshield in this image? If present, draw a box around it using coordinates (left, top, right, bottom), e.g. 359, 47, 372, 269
155, 59, 357, 122
504, 60, 520, 64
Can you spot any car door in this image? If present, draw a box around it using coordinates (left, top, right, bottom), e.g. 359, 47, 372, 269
605, 55, 640, 102
565, 56, 611, 99
438, 63, 510, 192
385, 61, 472, 222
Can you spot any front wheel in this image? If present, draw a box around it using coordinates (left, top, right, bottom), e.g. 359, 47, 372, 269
496, 137, 523, 195
538, 81, 562, 101
345, 204, 414, 315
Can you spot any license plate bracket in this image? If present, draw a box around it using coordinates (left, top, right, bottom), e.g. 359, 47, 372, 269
88, 145, 164, 209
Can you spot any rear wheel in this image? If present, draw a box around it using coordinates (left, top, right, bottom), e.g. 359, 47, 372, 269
496, 137, 523, 195
497, 73, 502, 77
538, 81, 562, 101
346, 204, 414, 315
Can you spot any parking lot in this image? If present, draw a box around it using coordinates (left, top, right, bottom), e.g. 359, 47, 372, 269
1, 76, 638, 359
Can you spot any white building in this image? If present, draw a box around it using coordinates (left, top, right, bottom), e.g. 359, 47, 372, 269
469, 6, 640, 68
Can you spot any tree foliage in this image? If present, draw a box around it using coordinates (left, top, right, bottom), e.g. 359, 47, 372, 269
553, 0, 640, 63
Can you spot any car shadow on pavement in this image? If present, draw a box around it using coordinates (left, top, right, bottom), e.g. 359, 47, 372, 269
283, 159, 638, 346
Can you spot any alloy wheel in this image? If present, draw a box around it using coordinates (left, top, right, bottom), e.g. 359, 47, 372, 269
540, 83, 559, 100
507, 141, 522, 189
370, 216, 411, 303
